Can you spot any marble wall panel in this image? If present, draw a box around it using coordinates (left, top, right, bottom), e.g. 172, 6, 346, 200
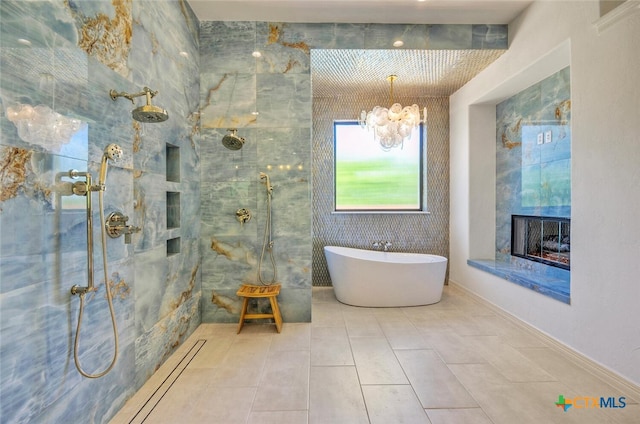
0, 0, 200, 423
494, 67, 571, 262
256, 73, 312, 127
200, 21, 257, 72
200, 72, 257, 128
472, 24, 509, 49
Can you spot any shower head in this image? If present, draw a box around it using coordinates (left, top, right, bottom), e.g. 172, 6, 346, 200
99, 144, 123, 186
222, 129, 245, 150
132, 91, 168, 123
110, 87, 168, 123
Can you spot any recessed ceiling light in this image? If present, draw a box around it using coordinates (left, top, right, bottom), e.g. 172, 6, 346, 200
393, 40, 404, 47
17, 38, 32, 46
179, 51, 189, 58
252, 51, 262, 58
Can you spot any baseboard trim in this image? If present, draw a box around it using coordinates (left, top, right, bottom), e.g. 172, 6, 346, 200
448, 279, 640, 402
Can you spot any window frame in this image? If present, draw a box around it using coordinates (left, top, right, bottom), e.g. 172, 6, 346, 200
332, 120, 426, 214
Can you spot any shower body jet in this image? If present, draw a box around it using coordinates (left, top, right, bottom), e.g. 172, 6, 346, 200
109, 86, 169, 123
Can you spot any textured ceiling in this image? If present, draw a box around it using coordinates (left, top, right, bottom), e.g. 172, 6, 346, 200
311, 49, 506, 98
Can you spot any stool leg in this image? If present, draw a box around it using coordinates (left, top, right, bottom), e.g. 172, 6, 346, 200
237, 297, 249, 334
269, 296, 283, 333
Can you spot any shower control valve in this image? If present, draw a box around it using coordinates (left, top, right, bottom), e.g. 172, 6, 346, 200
105, 211, 141, 244
236, 208, 252, 225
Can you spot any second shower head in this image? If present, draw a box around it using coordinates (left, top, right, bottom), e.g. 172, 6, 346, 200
222, 129, 245, 150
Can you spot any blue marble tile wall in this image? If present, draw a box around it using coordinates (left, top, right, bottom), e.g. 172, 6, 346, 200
0, 1, 200, 423
495, 67, 571, 262
198, 22, 507, 323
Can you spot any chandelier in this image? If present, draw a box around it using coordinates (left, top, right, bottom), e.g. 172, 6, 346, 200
358, 75, 426, 151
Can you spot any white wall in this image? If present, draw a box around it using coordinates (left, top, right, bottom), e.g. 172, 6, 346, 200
449, 0, 640, 385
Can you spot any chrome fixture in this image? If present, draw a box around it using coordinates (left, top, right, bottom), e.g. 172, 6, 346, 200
258, 172, 277, 285
221, 128, 245, 150
358, 75, 426, 151
106, 211, 141, 244
109, 86, 169, 123
68, 143, 131, 378
384, 241, 393, 251
236, 208, 252, 225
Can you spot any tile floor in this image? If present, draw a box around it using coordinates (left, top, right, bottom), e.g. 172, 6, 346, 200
111, 285, 639, 424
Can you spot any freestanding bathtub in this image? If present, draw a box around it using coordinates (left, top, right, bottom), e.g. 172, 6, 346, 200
324, 246, 448, 307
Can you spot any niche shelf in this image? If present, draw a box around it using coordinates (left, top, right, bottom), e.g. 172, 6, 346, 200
167, 237, 181, 256
166, 143, 181, 182
165, 143, 181, 257
167, 191, 180, 229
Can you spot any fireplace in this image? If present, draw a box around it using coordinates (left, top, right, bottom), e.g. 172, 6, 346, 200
511, 215, 570, 270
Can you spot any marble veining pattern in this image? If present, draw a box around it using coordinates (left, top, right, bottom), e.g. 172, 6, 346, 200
487, 67, 571, 301
0, 4, 507, 422
199, 21, 505, 323
1, 1, 200, 423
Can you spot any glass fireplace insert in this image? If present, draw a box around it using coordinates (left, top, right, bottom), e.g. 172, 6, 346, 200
511, 215, 570, 270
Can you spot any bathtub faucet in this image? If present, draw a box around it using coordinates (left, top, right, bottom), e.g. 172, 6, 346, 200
372, 241, 392, 251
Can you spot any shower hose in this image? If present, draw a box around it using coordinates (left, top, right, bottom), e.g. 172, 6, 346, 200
258, 189, 278, 285
73, 188, 119, 378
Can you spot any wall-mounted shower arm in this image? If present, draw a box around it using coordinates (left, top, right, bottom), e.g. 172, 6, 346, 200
109, 87, 158, 104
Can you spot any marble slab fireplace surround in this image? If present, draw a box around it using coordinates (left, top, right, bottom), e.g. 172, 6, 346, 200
468, 67, 571, 304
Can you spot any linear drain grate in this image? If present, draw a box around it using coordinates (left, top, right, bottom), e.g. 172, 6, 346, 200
128, 339, 206, 424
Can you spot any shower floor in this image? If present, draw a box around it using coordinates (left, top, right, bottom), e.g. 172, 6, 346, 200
110, 286, 638, 424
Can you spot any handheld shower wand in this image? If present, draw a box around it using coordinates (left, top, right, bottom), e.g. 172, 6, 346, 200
259, 172, 273, 195
99, 143, 123, 186
258, 172, 277, 285
70, 144, 123, 378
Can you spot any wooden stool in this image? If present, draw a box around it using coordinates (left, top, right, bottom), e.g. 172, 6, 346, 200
236, 284, 283, 334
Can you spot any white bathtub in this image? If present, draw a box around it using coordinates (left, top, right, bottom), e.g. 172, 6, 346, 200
323, 246, 448, 307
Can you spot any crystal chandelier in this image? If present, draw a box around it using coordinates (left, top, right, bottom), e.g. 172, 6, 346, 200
358, 75, 426, 151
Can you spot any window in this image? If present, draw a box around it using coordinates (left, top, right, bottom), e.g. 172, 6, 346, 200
333, 121, 424, 212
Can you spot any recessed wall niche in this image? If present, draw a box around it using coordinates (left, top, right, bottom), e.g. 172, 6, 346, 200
166, 143, 180, 182
167, 237, 180, 256
467, 41, 571, 304
167, 191, 180, 229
